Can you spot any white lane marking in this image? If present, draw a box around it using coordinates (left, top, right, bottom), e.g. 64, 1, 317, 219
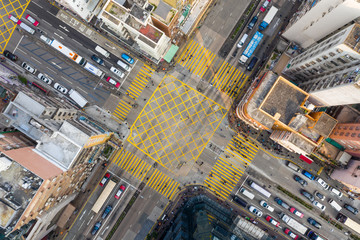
31, 1, 43, 8
42, 19, 52, 26
46, 67, 56, 73
61, 76, 72, 84
79, 210, 86, 220
51, 61, 62, 69
59, 25, 69, 32
13, 35, 24, 53
71, 38, 83, 47
77, 88, 87, 94
30, 57, 41, 64
87, 215, 94, 225
16, 48, 27, 54
54, 32, 64, 39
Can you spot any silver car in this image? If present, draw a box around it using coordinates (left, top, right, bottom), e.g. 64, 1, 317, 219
53, 83, 68, 94
248, 205, 263, 217
22, 62, 36, 74
37, 73, 52, 85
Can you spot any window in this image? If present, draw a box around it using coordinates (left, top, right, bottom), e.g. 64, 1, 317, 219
316, 58, 322, 63
356, 127, 360, 131
351, 133, 356, 137
329, 52, 335, 57
336, 48, 343, 53
310, 61, 316, 65
350, 127, 354, 130
305, 63, 311, 67
322, 55, 328, 60
340, 132, 344, 136
345, 132, 350, 136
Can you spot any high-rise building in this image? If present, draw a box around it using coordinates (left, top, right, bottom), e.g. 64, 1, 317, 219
283, 23, 360, 82
282, 0, 360, 48
330, 123, 360, 157
0, 91, 117, 239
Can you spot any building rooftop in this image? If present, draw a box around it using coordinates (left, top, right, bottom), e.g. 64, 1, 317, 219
344, 23, 360, 53
0, 155, 42, 230
259, 77, 309, 125
311, 112, 337, 137
331, 160, 360, 190
130, 4, 149, 22
153, 0, 172, 21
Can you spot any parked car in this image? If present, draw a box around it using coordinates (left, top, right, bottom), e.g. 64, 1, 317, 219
329, 187, 343, 198
248, 205, 263, 217
315, 177, 329, 190
233, 196, 247, 208
8, 14, 20, 24
99, 172, 111, 186
314, 191, 325, 201
91, 55, 104, 65
313, 200, 326, 211
101, 205, 112, 219
260, 200, 274, 212
106, 77, 120, 88
265, 215, 280, 227
110, 66, 125, 78
21, 62, 36, 74
301, 189, 314, 202
247, 16, 258, 30
4, 50, 18, 61
25, 14, 39, 26
344, 204, 358, 215
307, 217, 322, 229
294, 175, 307, 186
37, 73, 52, 85
115, 185, 126, 199
121, 53, 134, 64
301, 170, 315, 180
53, 83, 68, 94
284, 228, 299, 240
260, 0, 271, 12
91, 222, 101, 235
290, 207, 304, 218
274, 197, 290, 210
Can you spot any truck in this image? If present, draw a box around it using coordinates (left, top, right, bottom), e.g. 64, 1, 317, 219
280, 213, 309, 235
83, 62, 105, 78
337, 213, 360, 235
239, 31, 263, 64
259, 6, 279, 31
248, 180, 271, 198
68, 89, 88, 108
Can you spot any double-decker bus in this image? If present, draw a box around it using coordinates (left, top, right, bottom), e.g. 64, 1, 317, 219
91, 180, 116, 214
49, 39, 86, 66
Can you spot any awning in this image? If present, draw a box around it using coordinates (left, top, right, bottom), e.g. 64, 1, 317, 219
300, 154, 313, 164
163, 44, 179, 63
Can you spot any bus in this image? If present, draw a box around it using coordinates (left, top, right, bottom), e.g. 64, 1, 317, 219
239, 31, 263, 64
49, 39, 86, 66
248, 180, 271, 198
91, 180, 116, 213
337, 213, 360, 235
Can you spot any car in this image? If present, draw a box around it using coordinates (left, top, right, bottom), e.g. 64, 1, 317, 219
121, 53, 134, 64
313, 200, 326, 211
91, 221, 101, 235
91, 55, 105, 65
315, 177, 329, 190
106, 77, 120, 88
233, 196, 247, 208
265, 215, 280, 227
344, 204, 358, 215
294, 175, 307, 186
329, 187, 343, 198
247, 16, 258, 30
53, 83, 68, 94
8, 14, 20, 24
301, 170, 315, 180
289, 207, 304, 218
99, 172, 111, 186
101, 205, 112, 219
25, 14, 39, 26
301, 189, 315, 202
260, 200, 274, 212
21, 62, 36, 74
307, 230, 320, 240
274, 197, 290, 209
307, 217, 322, 229
115, 185, 126, 199
314, 191, 325, 201
37, 73, 52, 85
260, 0, 271, 12
248, 205, 263, 217
4, 50, 18, 61
247, 56, 258, 71
284, 228, 299, 240
110, 66, 125, 78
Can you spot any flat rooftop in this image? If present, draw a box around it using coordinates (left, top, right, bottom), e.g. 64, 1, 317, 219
260, 77, 309, 125
311, 112, 337, 137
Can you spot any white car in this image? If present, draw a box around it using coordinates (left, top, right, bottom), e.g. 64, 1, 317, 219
316, 177, 329, 190
110, 66, 125, 78
313, 201, 326, 211
37, 73, 52, 85
260, 200, 274, 212
53, 83, 68, 94
22, 62, 36, 74
248, 205, 263, 217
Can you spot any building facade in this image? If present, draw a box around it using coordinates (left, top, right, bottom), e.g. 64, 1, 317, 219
282, 0, 360, 48
330, 123, 360, 157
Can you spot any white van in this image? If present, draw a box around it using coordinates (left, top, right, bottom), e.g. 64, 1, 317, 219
40, 35, 52, 45
95, 45, 110, 58
239, 187, 255, 200
329, 187, 343, 198
316, 177, 329, 190
286, 161, 300, 172
237, 34, 248, 48
328, 199, 342, 211
117, 59, 130, 72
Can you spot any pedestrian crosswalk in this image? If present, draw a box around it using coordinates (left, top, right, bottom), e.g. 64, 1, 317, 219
176, 39, 218, 79
176, 39, 248, 99
204, 134, 258, 199
125, 64, 154, 100
210, 61, 248, 99
112, 64, 155, 122
112, 149, 180, 199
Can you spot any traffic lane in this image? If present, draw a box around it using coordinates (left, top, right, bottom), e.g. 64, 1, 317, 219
15, 37, 110, 104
